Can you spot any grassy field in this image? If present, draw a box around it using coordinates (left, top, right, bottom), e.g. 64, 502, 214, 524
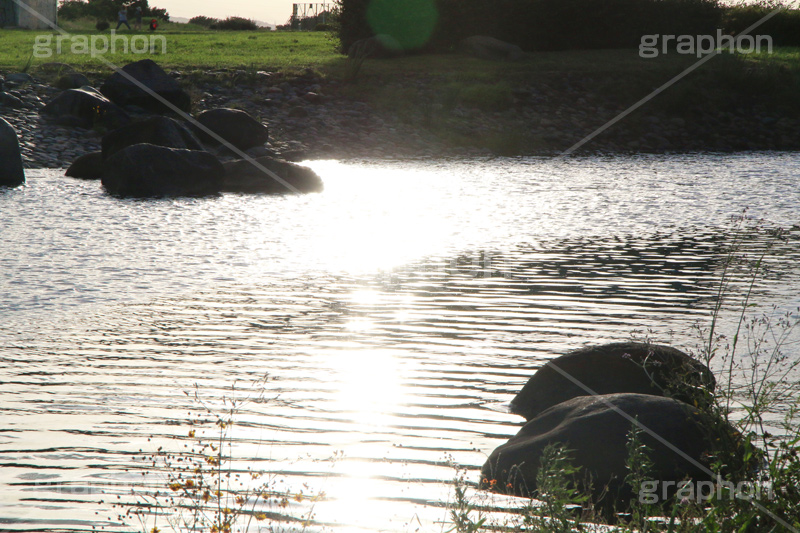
1, 27, 798, 83
0, 28, 342, 73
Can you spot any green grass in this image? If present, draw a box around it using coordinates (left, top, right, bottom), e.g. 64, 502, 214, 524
0, 28, 341, 74
2, 27, 798, 82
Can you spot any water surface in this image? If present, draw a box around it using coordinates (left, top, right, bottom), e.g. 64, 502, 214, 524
1, 154, 799, 532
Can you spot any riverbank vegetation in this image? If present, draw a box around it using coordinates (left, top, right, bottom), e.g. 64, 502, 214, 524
447, 219, 800, 532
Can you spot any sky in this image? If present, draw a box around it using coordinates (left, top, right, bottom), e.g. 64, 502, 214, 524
152, 0, 800, 28
157, 0, 318, 25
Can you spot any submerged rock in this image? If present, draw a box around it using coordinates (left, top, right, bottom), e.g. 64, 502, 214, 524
0, 117, 25, 187
509, 342, 715, 420
194, 108, 269, 151
102, 116, 203, 159
102, 143, 223, 197
482, 393, 734, 503
66, 151, 103, 180
222, 157, 323, 194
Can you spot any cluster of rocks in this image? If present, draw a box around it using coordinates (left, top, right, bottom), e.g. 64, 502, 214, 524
1, 60, 322, 197
481, 342, 748, 512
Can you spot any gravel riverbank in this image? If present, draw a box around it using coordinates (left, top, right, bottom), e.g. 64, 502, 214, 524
2, 66, 799, 170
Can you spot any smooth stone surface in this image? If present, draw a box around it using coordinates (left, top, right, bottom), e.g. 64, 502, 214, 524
42, 87, 130, 129
0, 117, 25, 187
222, 156, 323, 194
100, 59, 191, 113
482, 393, 730, 502
509, 342, 715, 420
102, 143, 223, 197
66, 151, 104, 180
5, 73, 34, 84
194, 108, 269, 150
56, 73, 91, 90
1, 92, 25, 108
102, 116, 203, 159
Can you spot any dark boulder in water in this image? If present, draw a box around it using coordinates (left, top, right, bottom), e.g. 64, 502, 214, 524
193, 108, 269, 151
66, 151, 103, 180
222, 157, 323, 194
102, 143, 223, 197
482, 393, 736, 504
102, 116, 203, 160
509, 342, 715, 421
0, 117, 25, 187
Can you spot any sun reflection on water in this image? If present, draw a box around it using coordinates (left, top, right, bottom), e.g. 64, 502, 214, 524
300, 160, 467, 274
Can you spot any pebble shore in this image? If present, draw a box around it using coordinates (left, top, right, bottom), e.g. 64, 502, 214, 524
2, 67, 799, 170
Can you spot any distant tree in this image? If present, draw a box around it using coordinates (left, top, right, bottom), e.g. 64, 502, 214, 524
58, 0, 169, 22
209, 16, 258, 30
58, 0, 88, 19
189, 15, 220, 27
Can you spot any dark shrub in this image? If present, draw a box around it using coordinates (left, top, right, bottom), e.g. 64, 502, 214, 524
723, 6, 800, 47
189, 15, 220, 27
58, 0, 87, 20
59, 0, 170, 24
96, 19, 110, 31
336, 0, 723, 53
336, 0, 371, 53
315, 23, 332, 31
210, 16, 258, 31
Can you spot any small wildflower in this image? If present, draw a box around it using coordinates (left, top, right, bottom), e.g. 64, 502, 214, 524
255, 513, 267, 521
235, 496, 245, 505
188, 430, 196, 438
151, 528, 160, 533
169, 482, 182, 491
294, 493, 304, 503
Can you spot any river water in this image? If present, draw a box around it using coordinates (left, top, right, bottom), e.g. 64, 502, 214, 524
1, 154, 799, 532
